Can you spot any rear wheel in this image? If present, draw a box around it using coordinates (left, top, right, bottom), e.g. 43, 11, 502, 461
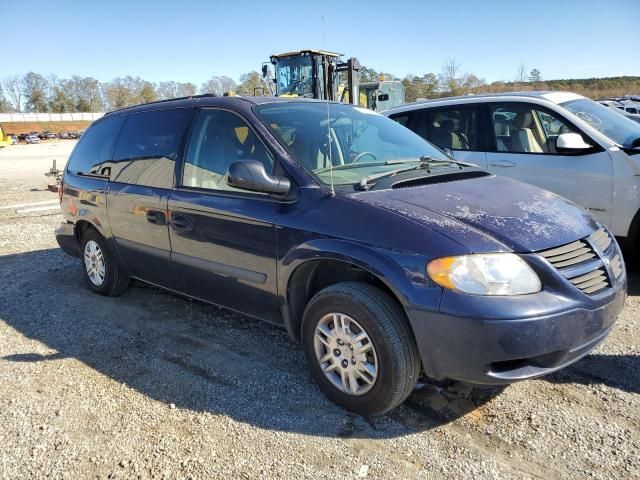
301, 282, 420, 416
80, 228, 129, 296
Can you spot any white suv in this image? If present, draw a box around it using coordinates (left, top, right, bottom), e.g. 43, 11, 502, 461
384, 92, 640, 251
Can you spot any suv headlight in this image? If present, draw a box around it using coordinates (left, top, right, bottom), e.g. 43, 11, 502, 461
427, 253, 541, 295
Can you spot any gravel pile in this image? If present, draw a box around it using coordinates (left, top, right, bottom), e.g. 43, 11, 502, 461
0, 143, 638, 479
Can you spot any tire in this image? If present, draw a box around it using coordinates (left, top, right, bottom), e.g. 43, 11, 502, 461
80, 228, 129, 296
301, 281, 420, 416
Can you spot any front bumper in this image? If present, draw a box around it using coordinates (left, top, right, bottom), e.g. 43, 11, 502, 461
406, 282, 626, 384
55, 222, 80, 258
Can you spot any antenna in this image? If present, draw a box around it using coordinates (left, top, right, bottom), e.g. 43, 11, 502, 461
322, 16, 335, 198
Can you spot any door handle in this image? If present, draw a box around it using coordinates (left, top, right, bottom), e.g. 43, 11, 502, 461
146, 210, 166, 225
490, 160, 516, 167
170, 213, 194, 232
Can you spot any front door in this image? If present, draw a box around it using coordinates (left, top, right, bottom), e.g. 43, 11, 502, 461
486, 103, 613, 227
168, 108, 281, 323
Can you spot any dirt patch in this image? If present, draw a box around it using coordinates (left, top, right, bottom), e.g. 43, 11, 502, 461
1, 121, 93, 135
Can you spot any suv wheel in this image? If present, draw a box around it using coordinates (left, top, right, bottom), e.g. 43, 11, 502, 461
301, 282, 420, 416
80, 228, 129, 296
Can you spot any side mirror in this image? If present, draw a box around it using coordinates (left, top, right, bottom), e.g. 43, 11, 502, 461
227, 160, 290, 196
261, 64, 269, 78
556, 133, 592, 154
377, 93, 389, 101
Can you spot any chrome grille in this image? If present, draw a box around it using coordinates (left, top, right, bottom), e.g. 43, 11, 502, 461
539, 227, 621, 296
568, 268, 609, 294
589, 228, 612, 252
610, 254, 623, 279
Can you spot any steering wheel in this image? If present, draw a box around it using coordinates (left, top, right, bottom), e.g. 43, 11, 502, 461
287, 80, 305, 94
352, 151, 377, 163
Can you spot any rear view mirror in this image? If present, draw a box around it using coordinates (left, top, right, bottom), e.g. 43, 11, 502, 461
378, 93, 389, 101
227, 160, 290, 196
556, 133, 592, 154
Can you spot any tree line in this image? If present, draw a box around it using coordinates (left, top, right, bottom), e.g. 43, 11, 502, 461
0, 72, 271, 113
2, 60, 638, 113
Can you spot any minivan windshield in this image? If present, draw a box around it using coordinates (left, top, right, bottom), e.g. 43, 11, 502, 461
560, 98, 640, 148
254, 102, 451, 186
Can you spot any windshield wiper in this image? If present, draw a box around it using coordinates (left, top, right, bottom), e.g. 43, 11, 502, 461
356, 156, 457, 191
315, 158, 419, 174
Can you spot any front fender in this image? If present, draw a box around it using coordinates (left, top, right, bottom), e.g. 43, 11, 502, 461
279, 238, 416, 308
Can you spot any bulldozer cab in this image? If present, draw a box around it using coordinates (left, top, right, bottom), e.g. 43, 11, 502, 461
268, 50, 337, 99
264, 50, 359, 105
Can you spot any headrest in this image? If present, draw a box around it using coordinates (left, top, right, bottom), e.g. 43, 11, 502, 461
514, 112, 532, 129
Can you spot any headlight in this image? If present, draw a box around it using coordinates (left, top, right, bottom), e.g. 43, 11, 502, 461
427, 253, 541, 295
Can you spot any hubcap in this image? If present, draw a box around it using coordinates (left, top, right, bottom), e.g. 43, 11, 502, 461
84, 240, 105, 286
313, 313, 378, 396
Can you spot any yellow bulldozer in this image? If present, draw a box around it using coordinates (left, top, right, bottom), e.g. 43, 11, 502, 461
262, 50, 405, 112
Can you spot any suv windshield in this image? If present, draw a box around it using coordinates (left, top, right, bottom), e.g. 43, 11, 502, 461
254, 102, 450, 187
274, 56, 314, 97
560, 98, 640, 148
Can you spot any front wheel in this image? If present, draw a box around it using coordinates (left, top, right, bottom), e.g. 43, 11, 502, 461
301, 282, 420, 416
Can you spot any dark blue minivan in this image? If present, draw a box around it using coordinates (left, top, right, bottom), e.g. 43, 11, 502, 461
56, 96, 627, 415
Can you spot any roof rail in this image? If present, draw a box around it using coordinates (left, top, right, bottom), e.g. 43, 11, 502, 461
104, 93, 218, 115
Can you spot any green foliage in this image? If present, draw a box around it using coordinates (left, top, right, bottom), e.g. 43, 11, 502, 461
22, 72, 50, 112
529, 68, 542, 83
236, 71, 272, 96
0, 83, 13, 113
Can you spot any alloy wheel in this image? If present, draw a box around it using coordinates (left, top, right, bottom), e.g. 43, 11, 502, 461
84, 240, 106, 286
313, 312, 378, 396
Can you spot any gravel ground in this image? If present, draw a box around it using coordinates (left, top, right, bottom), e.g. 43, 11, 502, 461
0, 142, 638, 479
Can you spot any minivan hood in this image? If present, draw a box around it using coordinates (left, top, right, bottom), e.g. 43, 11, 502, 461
347, 174, 598, 253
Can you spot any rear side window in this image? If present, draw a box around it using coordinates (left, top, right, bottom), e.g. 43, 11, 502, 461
414, 107, 479, 151
66, 115, 125, 176
110, 108, 194, 189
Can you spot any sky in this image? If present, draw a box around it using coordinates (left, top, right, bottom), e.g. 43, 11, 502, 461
1, 0, 638, 86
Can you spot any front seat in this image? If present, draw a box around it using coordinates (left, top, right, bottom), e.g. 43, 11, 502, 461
511, 112, 544, 153
435, 119, 462, 150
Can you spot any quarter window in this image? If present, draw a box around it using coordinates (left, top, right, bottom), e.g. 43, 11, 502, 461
491, 104, 576, 154
182, 109, 273, 192
110, 108, 194, 188
66, 115, 125, 176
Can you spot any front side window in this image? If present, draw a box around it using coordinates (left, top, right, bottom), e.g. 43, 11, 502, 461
491, 104, 578, 154
66, 115, 125, 176
110, 108, 194, 188
254, 102, 449, 187
415, 107, 478, 151
182, 109, 273, 192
